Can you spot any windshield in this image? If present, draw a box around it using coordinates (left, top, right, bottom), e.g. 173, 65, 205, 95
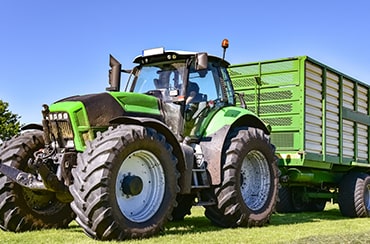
125, 62, 185, 101
125, 59, 232, 105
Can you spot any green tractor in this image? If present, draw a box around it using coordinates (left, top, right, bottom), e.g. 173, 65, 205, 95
0, 40, 278, 240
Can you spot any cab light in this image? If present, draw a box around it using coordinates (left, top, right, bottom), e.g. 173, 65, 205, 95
142, 47, 164, 57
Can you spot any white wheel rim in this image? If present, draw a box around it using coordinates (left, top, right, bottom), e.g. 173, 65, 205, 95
240, 150, 271, 211
365, 183, 370, 211
115, 150, 165, 222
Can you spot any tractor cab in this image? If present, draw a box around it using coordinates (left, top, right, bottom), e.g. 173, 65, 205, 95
116, 48, 235, 138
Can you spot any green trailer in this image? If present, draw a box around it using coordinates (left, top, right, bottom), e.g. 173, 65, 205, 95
229, 56, 370, 217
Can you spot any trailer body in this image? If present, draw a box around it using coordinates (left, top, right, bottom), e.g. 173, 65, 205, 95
229, 56, 370, 214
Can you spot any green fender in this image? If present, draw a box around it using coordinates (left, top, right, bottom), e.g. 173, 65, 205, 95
199, 106, 270, 185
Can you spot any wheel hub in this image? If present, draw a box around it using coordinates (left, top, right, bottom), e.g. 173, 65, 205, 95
116, 149, 166, 222
121, 175, 143, 196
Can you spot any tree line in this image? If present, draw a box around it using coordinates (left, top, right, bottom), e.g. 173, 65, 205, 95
0, 99, 21, 143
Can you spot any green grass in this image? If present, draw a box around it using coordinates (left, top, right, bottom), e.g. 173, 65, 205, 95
1, 203, 370, 244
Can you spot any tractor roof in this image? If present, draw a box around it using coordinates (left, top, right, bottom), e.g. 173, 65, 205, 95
133, 48, 229, 66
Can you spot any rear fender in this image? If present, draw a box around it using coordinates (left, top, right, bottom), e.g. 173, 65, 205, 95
200, 111, 270, 185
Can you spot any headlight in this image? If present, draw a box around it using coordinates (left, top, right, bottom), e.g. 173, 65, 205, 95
65, 140, 75, 148
48, 112, 69, 121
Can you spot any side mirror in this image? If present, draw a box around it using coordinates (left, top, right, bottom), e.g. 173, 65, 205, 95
195, 52, 208, 71
107, 54, 121, 91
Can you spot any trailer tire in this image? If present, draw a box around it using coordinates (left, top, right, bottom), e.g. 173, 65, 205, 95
205, 127, 278, 227
338, 172, 370, 217
276, 186, 326, 213
306, 199, 326, 212
69, 125, 179, 240
171, 194, 195, 221
275, 186, 295, 213
0, 131, 75, 231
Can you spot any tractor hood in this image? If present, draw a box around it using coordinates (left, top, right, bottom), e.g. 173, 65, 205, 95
55, 92, 161, 127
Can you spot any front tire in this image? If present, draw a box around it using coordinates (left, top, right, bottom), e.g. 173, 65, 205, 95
205, 127, 278, 227
69, 125, 179, 240
0, 131, 74, 231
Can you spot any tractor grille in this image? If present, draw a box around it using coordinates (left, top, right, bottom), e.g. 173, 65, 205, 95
45, 112, 74, 146
49, 120, 74, 139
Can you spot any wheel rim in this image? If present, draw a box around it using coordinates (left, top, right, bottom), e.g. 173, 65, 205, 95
240, 150, 271, 211
365, 183, 370, 211
115, 150, 165, 223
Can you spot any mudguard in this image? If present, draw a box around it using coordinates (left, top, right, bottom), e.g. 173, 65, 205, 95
200, 107, 270, 185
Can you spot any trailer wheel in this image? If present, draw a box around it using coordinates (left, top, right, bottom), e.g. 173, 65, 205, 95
205, 127, 278, 227
276, 186, 327, 213
338, 172, 370, 217
275, 186, 295, 213
0, 131, 75, 231
171, 194, 195, 221
306, 198, 326, 212
69, 125, 179, 240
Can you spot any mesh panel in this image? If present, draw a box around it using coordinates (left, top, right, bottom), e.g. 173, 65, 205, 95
261, 60, 297, 73
259, 104, 293, 114
232, 77, 257, 88
244, 94, 255, 102
241, 90, 294, 103
260, 90, 293, 101
271, 133, 295, 149
263, 117, 293, 126
262, 73, 297, 85
229, 65, 259, 77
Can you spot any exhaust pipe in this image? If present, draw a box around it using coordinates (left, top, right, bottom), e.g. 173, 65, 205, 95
107, 54, 121, 91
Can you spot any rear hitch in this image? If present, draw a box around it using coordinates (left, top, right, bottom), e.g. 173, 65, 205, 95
0, 152, 74, 203
0, 162, 47, 190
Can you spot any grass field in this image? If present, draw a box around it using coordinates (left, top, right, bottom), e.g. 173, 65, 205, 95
1, 203, 370, 244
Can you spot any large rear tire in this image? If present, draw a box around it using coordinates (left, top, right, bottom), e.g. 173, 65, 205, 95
205, 127, 278, 227
338, 172, 370, 217
0, 131, 75, 231
69, 125, 179, 240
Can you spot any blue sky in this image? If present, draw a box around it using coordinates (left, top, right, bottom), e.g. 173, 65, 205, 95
1, 0, 370, 124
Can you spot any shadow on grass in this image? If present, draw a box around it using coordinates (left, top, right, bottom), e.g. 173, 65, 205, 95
271, 207, 346, 226
165, 206, 346, 236
64, 205, 347, 238
165, 215, 222, 235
